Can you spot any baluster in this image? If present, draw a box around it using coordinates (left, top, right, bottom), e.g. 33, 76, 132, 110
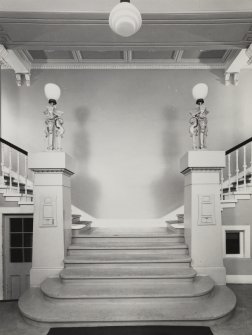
228, 154, 231, 195
243, 145, 247, 191
220, 169, 224, 200
1, 143, 5, 185
17, 151, 20, 194
24, 155, 28, 200
9, 147, 12, 192
236, 149, 239, 192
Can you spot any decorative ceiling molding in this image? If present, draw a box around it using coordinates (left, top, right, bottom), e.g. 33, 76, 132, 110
0, 46, 244, 72
0, 0, 252, 15
0, 12, 252, 50
0, 61, 228, 71
1, 2, 252, 85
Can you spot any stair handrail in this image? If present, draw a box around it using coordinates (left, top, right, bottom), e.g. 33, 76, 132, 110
221, 137, 252, 199
0, 137, 32, 200
225, 136, 252, 155
0, 137, 28, 156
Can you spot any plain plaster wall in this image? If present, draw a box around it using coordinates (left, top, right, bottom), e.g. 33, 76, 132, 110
1, 68, 252, 219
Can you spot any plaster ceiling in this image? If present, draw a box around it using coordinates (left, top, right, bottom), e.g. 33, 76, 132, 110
0, 0, 252, 69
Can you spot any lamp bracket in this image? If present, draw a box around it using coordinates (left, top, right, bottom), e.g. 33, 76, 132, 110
49, 99, 57, 105
196, 98, 204, 105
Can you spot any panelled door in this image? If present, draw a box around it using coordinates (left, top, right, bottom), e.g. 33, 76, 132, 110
4, 216, 33, 300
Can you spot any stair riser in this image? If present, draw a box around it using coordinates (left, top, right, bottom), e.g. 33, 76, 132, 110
4, 196, 22, 201
72, 237, 185, 244
21, 316, 234, 328
42, 291, 213, 302
64, 262, 191, 268
69, 241, 185, 248
221, 203, 236, 208
67, 249, 188, 256
61, 277, 195, 284
42, 278, 214, 300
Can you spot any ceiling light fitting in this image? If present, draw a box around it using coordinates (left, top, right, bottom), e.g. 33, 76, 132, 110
109, 0, 142, 37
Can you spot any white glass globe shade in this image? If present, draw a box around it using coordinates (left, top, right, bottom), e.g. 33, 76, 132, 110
44, 83, 61, 102
109, 2, 142, 37
192, 83, 208, 100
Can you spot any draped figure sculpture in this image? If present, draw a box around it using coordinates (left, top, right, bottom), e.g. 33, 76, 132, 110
189, 103, 209, 150
44, 102, 65, 151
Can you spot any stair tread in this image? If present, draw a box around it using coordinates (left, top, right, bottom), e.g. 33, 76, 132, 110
19, 286, 236, 324
64, 253, 191, 263
74, 227, 181, 238
41, 276, 214, 299
60, 266, 196, 279
68, 242, 188, 250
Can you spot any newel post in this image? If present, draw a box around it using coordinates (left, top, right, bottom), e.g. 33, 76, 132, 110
180, 151, 226, 284
29, 151, 75, 287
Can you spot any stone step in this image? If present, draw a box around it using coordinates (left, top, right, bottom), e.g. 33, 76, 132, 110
64, 254, 191, 267
19, 286, 236, 326
41, 276, 214, 300
72, 235, 184, 244
69, 240, 186, 249
74, 227, 181, 242
68, 244, 188, 255
60, 265, 196, 282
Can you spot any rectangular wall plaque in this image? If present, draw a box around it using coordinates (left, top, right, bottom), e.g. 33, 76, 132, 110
39, 196, 57, 227
198, 194, 216, 226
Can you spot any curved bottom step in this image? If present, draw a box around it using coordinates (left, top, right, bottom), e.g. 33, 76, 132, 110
41, 276, 214, 299
19, 285, 236, 327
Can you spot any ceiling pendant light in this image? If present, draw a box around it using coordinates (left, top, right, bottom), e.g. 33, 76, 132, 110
109, 0, 142, 37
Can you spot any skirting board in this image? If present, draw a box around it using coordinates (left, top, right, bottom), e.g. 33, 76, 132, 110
226, 275, 252, 284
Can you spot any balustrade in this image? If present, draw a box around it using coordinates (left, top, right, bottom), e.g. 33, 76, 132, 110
0, 138, 33, 201
221, 137, 252, 199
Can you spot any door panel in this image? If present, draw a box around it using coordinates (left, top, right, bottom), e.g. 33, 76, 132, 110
4, 216, 33, 300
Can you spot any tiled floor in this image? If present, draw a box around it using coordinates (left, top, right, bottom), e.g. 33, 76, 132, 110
0, 285, 251, 335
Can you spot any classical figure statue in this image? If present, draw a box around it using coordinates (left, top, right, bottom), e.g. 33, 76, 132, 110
189, 103, 209, 150
44, 102, 64, 151
189, 115, 198, 150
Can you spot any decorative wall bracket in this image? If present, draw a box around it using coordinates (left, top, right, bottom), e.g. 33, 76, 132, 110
224, 71, 240, 86
15, 73, 31, 87
0, 44, 31, 86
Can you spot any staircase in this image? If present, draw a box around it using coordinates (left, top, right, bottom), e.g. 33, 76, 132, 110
19, 225, 236, 326
0, 138, 239, 325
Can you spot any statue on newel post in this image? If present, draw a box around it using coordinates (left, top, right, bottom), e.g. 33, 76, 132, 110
189, 83, 209, 150
43, 83, 65, 151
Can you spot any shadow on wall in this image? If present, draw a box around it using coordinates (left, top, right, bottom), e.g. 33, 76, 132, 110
71, 107, 101, 217
151, 105, 184, 216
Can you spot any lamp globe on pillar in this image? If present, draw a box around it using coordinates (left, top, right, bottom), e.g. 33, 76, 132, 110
44, 83, 61, 106
43, 83, 64, 151
190, 83, 209, 150
109, 0, 142, 37
192, 83, 208, 106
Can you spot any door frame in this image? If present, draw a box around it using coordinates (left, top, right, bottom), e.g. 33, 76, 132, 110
0, 207, 33, 300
